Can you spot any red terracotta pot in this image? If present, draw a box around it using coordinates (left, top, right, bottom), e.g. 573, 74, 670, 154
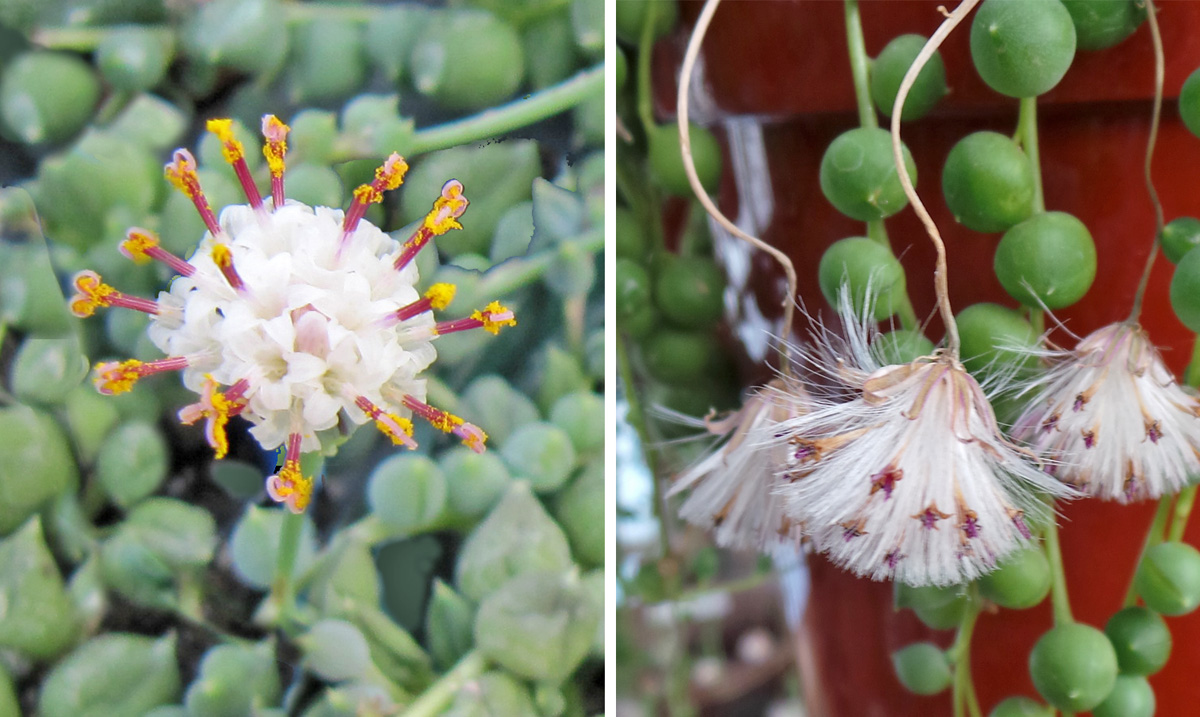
652, 1, 1200, 714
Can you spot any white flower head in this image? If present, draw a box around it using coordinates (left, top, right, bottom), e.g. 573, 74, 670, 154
668, 378, 810, 552
1011, 321, 1200, 502
771, 295, 1070, 586
69, 116, 517, 513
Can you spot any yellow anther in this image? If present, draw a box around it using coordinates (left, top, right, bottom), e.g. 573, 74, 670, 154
424, 283, 456, 310
205, 118, 245, 164
164, 150, 200, 199
475, 301, 517, 335
121, 230, 159, 264
69, 271, 115, 317
273, 460, 313, 513
353, 183, 384, 206
430, 410, 464, 434
212, 243, 233, 269
94, 359, 144, 395
375, 153, 409, 192
207, 386, 234, 460
375, 413, 415, 445
262, 115, 290, 177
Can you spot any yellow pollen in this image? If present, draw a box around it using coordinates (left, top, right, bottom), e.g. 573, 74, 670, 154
353, 184, 384, 205
424, 283, 456, 310
208, 385, 234, 460
94, 360, 144, 394
122, 230, 159, 263
375, 413, 415, 445
262, 115, 290, 177
273, 460, 313, 512
464, 427, 488, 451
205, 118, 245, 164
70, 273, 116, 317
424, 212, 463, 236
430, 411, 465, 434
474, 301, 517, 335
212, 243, 233, 269
376, 154, 409, 191
164, 157, 199, 199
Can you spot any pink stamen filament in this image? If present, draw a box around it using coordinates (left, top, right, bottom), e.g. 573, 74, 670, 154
231, 158, 264, 210
393, 227, 434, 271
165, 149, 221, 236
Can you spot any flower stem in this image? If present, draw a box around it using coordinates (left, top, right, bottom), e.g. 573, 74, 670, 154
270, 510, 305, 628
1185, 334, 1200, 387
1123, 495, 1173, 606
1129, 0, 1166, 322
949, 586, 984, 717
1043, 517, 1074, 624
635, 1, 660, 136
402, 650, 486, 717
1015, 97, 1045, 214
410, 64, 603, 155
844, 0, 878, 130
1168, 486, 1197, 543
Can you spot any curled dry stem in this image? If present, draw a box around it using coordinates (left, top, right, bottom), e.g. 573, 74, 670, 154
888, 0, 982, 358
676, 0, 799, 372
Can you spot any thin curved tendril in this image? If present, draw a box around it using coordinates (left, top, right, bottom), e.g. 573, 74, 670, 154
889, 0, 982, 358
677, 0, 798, 372
1129, 0, 1165, 322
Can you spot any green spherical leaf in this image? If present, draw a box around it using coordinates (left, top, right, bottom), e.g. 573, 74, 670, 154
523, 14, 576, 90
228, 505, 317, 590
10, 335, 88, 405
182, 0, 287, 75
614, 0, 678, 44
0, 51, 100, 144
870, 34, 947, 121
185, 642, 280, 717
440, 446, 512, 519
1061, 0, 1145, 51
988, 696, 1053, 717
995, 211, 1096, 309
891, 642, 951, 695
819, 127, 917, 221
365, 5, 434, 82
1104, 605, 1171, 676
474, 570, 601, 684
500, 422, 578, 493
641, 329, 723, 386
1162, 216, 1200, 264
288, 18, 366, 104
956, 302, 1039, 377
970, 0, 1077, 98
1135, 540, 1200, 616
549, 390, 604, 457
942, 131, 1035, 233
39, 633, 180, 717
0, 405, 78, 535
411, 10, 525, 111
0, 664, 18, 717
426, 578, 476, 671
872, 329, 935, 364
96, 420, 169, 508
818, 236, 907, 321
653, 254, 726, 328
367, 454, 447, 532
647, 123, 722, 196
299, 620, 372, 683
490, 201, 535, 263
1170, 246, 1200, 332
1028, 622, 1119, 712
977, 547, 1051, 609
893, 581, 963, 611
97, 26, 172, 92
616, 258, 652, 321
614, 206, 647, 260
454, 481, 573, 602
1092, 674, 1155, 717
0, 517, 78, 660
554, 461, 603, 567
